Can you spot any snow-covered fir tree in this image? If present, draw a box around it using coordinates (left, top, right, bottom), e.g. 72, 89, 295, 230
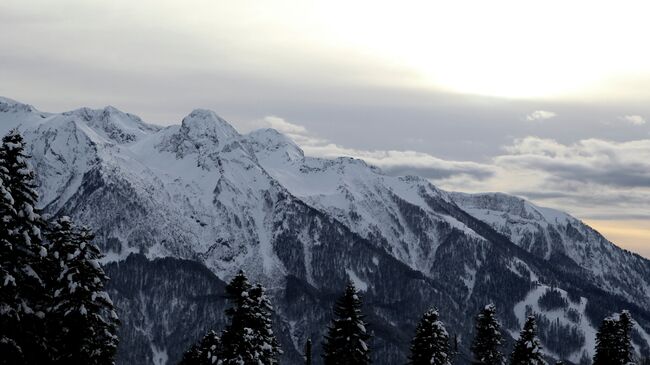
219, 270, 254, 363
615, 310, 634, 365
322, 282, 371, 365
470, 304, 504, 365
0, 129, 49, 364
179, 330, 222, 365
304, 339, 312, 365
0, 144, 21, 363
509, 316, 546, 365
593, 316, 619, 365
180, 343, 203, 365
219, 270, 280, 365
248, 283, 281, 363
408, 307, 451, 365
47, 216, 119, 365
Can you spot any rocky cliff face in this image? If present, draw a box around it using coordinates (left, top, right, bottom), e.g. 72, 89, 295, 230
2, 96, 650, 364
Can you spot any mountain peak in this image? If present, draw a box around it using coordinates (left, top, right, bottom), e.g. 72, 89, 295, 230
0, 96, 36, 113
156, 109, 241, 165
61, 105, 159, 144
246, 128, 304, 162
180, 109, 239, 142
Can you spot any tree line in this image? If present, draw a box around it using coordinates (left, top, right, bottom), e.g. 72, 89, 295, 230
0, 130, 118, 365
181, 275, 639, 365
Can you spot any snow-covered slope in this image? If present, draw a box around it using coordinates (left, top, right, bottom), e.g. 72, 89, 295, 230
450, 192, 650, 307
2, 96, 650, 364
247, 128, 485, 276
25, 105, 314, 285
0, 97, 51, 134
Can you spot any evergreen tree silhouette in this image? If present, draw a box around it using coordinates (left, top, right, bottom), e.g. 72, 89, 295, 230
471, 304, 504, 365
408, 307, 451, 365
322, 282, 371, 365
0, 129, 49, 364
47, 216, 119, 364
179, 330, 221, 365
615, 311, 634, 365
304, 339, 312, 365
593, 317, 618, 365
510, 316, 546, 365
219, 271, 280, 364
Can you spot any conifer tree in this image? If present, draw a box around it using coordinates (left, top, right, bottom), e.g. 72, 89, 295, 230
304, 339, 312, 365
509, 316, 546, 365
615, 311, 634, 365
219, 270, 253, 363
408, 307, 452, 365
471, 304, 504, 365
0, 129, 49, 364
0, 155, 21, 363
248, 283, 281, 363
180, 342, 203, 365
219, 271, 280, 365
322, 282, 371, 365
593, 317, 618, 365
179, 330, 222, 365
47, 216, 119, 365
594, 311, 635, 365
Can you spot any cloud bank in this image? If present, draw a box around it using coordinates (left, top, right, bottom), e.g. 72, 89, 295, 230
525, 110, 556, 121
620, 115, 646, 125
259, 117, 650, 222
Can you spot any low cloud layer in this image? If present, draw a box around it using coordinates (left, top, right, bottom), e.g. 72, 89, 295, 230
498, 137, 650, 188
526, 110, 556, 121
620, 115, 646, 125
258, 116, 495, 181
259, 117, 650, 222
488, 137, 650, 220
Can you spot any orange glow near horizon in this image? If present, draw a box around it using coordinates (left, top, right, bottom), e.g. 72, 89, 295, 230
584, 220, 650, 259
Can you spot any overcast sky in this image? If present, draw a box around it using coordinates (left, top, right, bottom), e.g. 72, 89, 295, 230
2, 0, 650, 257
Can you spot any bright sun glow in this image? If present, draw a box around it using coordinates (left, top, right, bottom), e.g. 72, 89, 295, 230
315, 0, 650, 98
59, 0, 650, 100
5, 0, 650, 101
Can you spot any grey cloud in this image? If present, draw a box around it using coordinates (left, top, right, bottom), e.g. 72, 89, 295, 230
500, 155, 650, 188
525, 110, 556, 121
508, 190, 573, 200
496, 138, 650, 188
620, 115, 646, 125
256, 116, 650, 222
512, 188, 650, 209
381, 164, 494, 180
256, 116, 497, 181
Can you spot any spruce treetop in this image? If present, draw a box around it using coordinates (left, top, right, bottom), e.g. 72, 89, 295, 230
47, 215, 119, 364
593, 316, 620, 365
471, 303, 504, 365
616, 310, 634, 365
0, 129, 49, 363
180, 330, 222, 365
322, 281, 371, 365
220, 270, 280, 365
409, 307, 451, 365
510, 316, 546, 365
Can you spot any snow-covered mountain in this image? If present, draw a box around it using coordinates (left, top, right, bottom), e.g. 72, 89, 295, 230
451, 192, 650, 308
2, 96, 650, 364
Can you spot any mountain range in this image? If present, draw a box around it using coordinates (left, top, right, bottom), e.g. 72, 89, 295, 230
1, 96, 649, 364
